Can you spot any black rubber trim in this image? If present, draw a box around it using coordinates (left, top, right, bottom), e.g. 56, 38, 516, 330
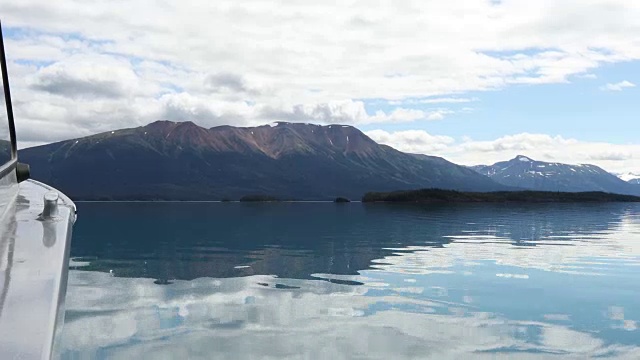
15, 162, 29, 182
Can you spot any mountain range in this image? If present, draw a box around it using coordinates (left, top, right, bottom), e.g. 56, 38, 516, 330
18, 121, 640, 200
18, 121, 507, 200
472, 155, 640, 196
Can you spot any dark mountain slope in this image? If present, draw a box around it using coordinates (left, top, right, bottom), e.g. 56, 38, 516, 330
19, 121, 508, 200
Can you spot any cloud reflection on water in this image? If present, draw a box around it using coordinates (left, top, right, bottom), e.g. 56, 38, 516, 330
371, 210, 640, 277
60, 271, 640, 359
59, 203, 640, 359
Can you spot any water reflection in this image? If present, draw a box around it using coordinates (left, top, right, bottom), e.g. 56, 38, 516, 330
70, 203, 638, 281
60, 271, 640, 359
0, 196, 16, 319
61, 203, 640, 359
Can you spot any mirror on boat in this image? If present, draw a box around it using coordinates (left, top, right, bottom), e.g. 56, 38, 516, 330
0, 72, 12, 166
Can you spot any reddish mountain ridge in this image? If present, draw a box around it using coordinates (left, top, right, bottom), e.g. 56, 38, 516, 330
19, 120, 507, 200
141, 121, 382, 158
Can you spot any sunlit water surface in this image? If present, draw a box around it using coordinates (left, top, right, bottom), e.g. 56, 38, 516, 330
59, 202, 640, 359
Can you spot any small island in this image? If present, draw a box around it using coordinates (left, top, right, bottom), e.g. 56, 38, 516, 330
334, 197, 351, 203
362, 189, 640, 203
239, 195, 280, 202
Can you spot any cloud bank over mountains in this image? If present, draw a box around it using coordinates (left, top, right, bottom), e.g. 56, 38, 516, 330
1, 0, 639, 171
367, 130, 640, 174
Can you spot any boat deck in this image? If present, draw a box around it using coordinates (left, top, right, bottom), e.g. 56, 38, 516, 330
0, 179, 76, 359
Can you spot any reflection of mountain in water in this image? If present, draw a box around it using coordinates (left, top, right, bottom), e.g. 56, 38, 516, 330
71, 202, 640, 281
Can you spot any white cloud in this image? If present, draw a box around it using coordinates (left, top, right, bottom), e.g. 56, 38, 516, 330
28, 54, 145, 99
0, 0, 639, 143
600, 80, 636, 91
387, 97, 478, 105
579, 74, 598, 79
204, 72, 260, 96
368, 130, 640, 174
457, 133, 578, 154
261, 100, 450, 125
370, 108, 452, 123
420, 97, 478, 104
365, 130, 455, 154
159, 92, 255, 127
618, 172, 640, 182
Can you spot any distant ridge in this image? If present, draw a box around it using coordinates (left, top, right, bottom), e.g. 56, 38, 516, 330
472, 155, 640, 196
19, 120, 508, 200
362, 188, 640, 203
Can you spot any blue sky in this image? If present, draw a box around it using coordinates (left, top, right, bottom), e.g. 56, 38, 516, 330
1, 0, 639, 174
362, 62, 640, 143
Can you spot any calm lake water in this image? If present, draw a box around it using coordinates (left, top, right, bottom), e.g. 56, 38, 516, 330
58, 202, 640, 359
